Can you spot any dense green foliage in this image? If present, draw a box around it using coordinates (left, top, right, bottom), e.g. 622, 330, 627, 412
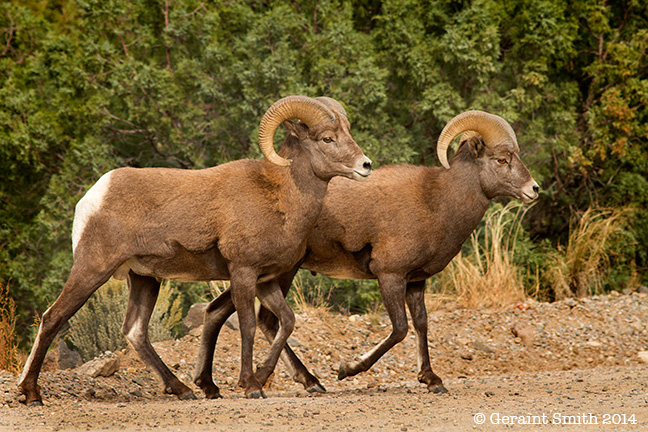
1, 0, 646, 343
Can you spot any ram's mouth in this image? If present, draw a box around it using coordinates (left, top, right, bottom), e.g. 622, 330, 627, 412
353, 169, 371, 181
521, 191, 538, 203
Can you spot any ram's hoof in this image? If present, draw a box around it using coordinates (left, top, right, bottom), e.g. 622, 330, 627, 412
429, 384, 449, 394
337, 364, 349, 381
27, 400, 44, 407
306, 383, 327, 393
178, 392, 198, 401
204, 390, 223, 400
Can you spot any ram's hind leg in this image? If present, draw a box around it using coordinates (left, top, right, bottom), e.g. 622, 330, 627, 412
123, 271, 196, 400
18, 264, 114, 406
230, 266, 265, 398
406, 280, 447, 393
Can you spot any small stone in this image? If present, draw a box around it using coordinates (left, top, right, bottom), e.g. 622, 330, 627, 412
564, 298, 577, 308
183, 302, 209, 333
512, 322, 535, 347
77, 353, 120, 378
514, 301, 529, 311
638, 351, 648, 364
225, 313, 240, 331
456, 337, 471, 346
460, 352, 473, 361
287, 337, 302, 347
472, 341, 495, 354
637, 285, 648, 294
57, 339, 82, 370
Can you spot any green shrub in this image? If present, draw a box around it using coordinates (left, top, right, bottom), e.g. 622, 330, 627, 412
68, 279, 183, 362
287, 270, 380, 315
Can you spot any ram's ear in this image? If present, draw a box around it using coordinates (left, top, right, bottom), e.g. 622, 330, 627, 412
466, 135, 486, 159
283, 120, 309, 140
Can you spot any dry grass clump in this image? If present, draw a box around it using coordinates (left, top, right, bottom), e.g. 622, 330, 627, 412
68, 278, 183, 362
0, 283, 23, 373
430, 202, 530, 310
545, 207, 628, 299
290, 272, 333, 316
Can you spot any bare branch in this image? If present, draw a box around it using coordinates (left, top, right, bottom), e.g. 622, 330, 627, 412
181, 1, 206, 20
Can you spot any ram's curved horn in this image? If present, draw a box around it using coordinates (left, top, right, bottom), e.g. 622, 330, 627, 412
315, 96, 348, 119
436, 111, 519, 169
258, 96, 336, 166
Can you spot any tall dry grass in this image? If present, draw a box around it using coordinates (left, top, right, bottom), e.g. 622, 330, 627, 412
289, 272, 333, 316
430, 201, 532, 309
545, 207, 629, 299
0, 283, 23, 373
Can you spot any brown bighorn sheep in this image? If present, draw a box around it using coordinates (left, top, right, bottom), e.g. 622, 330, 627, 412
18, 95, 372, 405
193, 110, 539, 398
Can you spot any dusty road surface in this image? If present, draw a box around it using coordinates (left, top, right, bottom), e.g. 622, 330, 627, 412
2, 292, 647, 431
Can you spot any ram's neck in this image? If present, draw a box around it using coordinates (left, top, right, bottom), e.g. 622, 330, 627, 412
425, 160, 491, 241
264, 155, 329, 238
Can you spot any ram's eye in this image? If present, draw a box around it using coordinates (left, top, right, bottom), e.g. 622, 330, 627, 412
497, 158, 508, 165
322, 137, 333, 143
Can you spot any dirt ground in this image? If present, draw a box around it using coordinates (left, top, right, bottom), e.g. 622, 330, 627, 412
2, 292, 648, 431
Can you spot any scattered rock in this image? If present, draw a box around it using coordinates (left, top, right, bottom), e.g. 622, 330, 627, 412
77, 352, 120, 378
183, 302, 208, 332
511, 322, 535, 347
637, 285, 648, 294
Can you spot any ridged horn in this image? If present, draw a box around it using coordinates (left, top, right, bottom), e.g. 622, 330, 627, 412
258, 95, 336, 166
315, 96, 348, 119
436, 110, 519, 169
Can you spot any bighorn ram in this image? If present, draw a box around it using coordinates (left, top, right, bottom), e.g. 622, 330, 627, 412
18, 95, 372, 405
193, 110, 539, 397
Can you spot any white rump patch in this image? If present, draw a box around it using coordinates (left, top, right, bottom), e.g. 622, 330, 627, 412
72, 170, 114, 255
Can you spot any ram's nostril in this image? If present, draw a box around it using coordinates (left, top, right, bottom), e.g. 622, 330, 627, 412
363, 161, 373, 170
533, 185, 539, 194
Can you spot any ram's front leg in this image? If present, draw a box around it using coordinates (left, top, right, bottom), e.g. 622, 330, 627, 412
338, 273, 409, 380
230, 267, 265, 398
